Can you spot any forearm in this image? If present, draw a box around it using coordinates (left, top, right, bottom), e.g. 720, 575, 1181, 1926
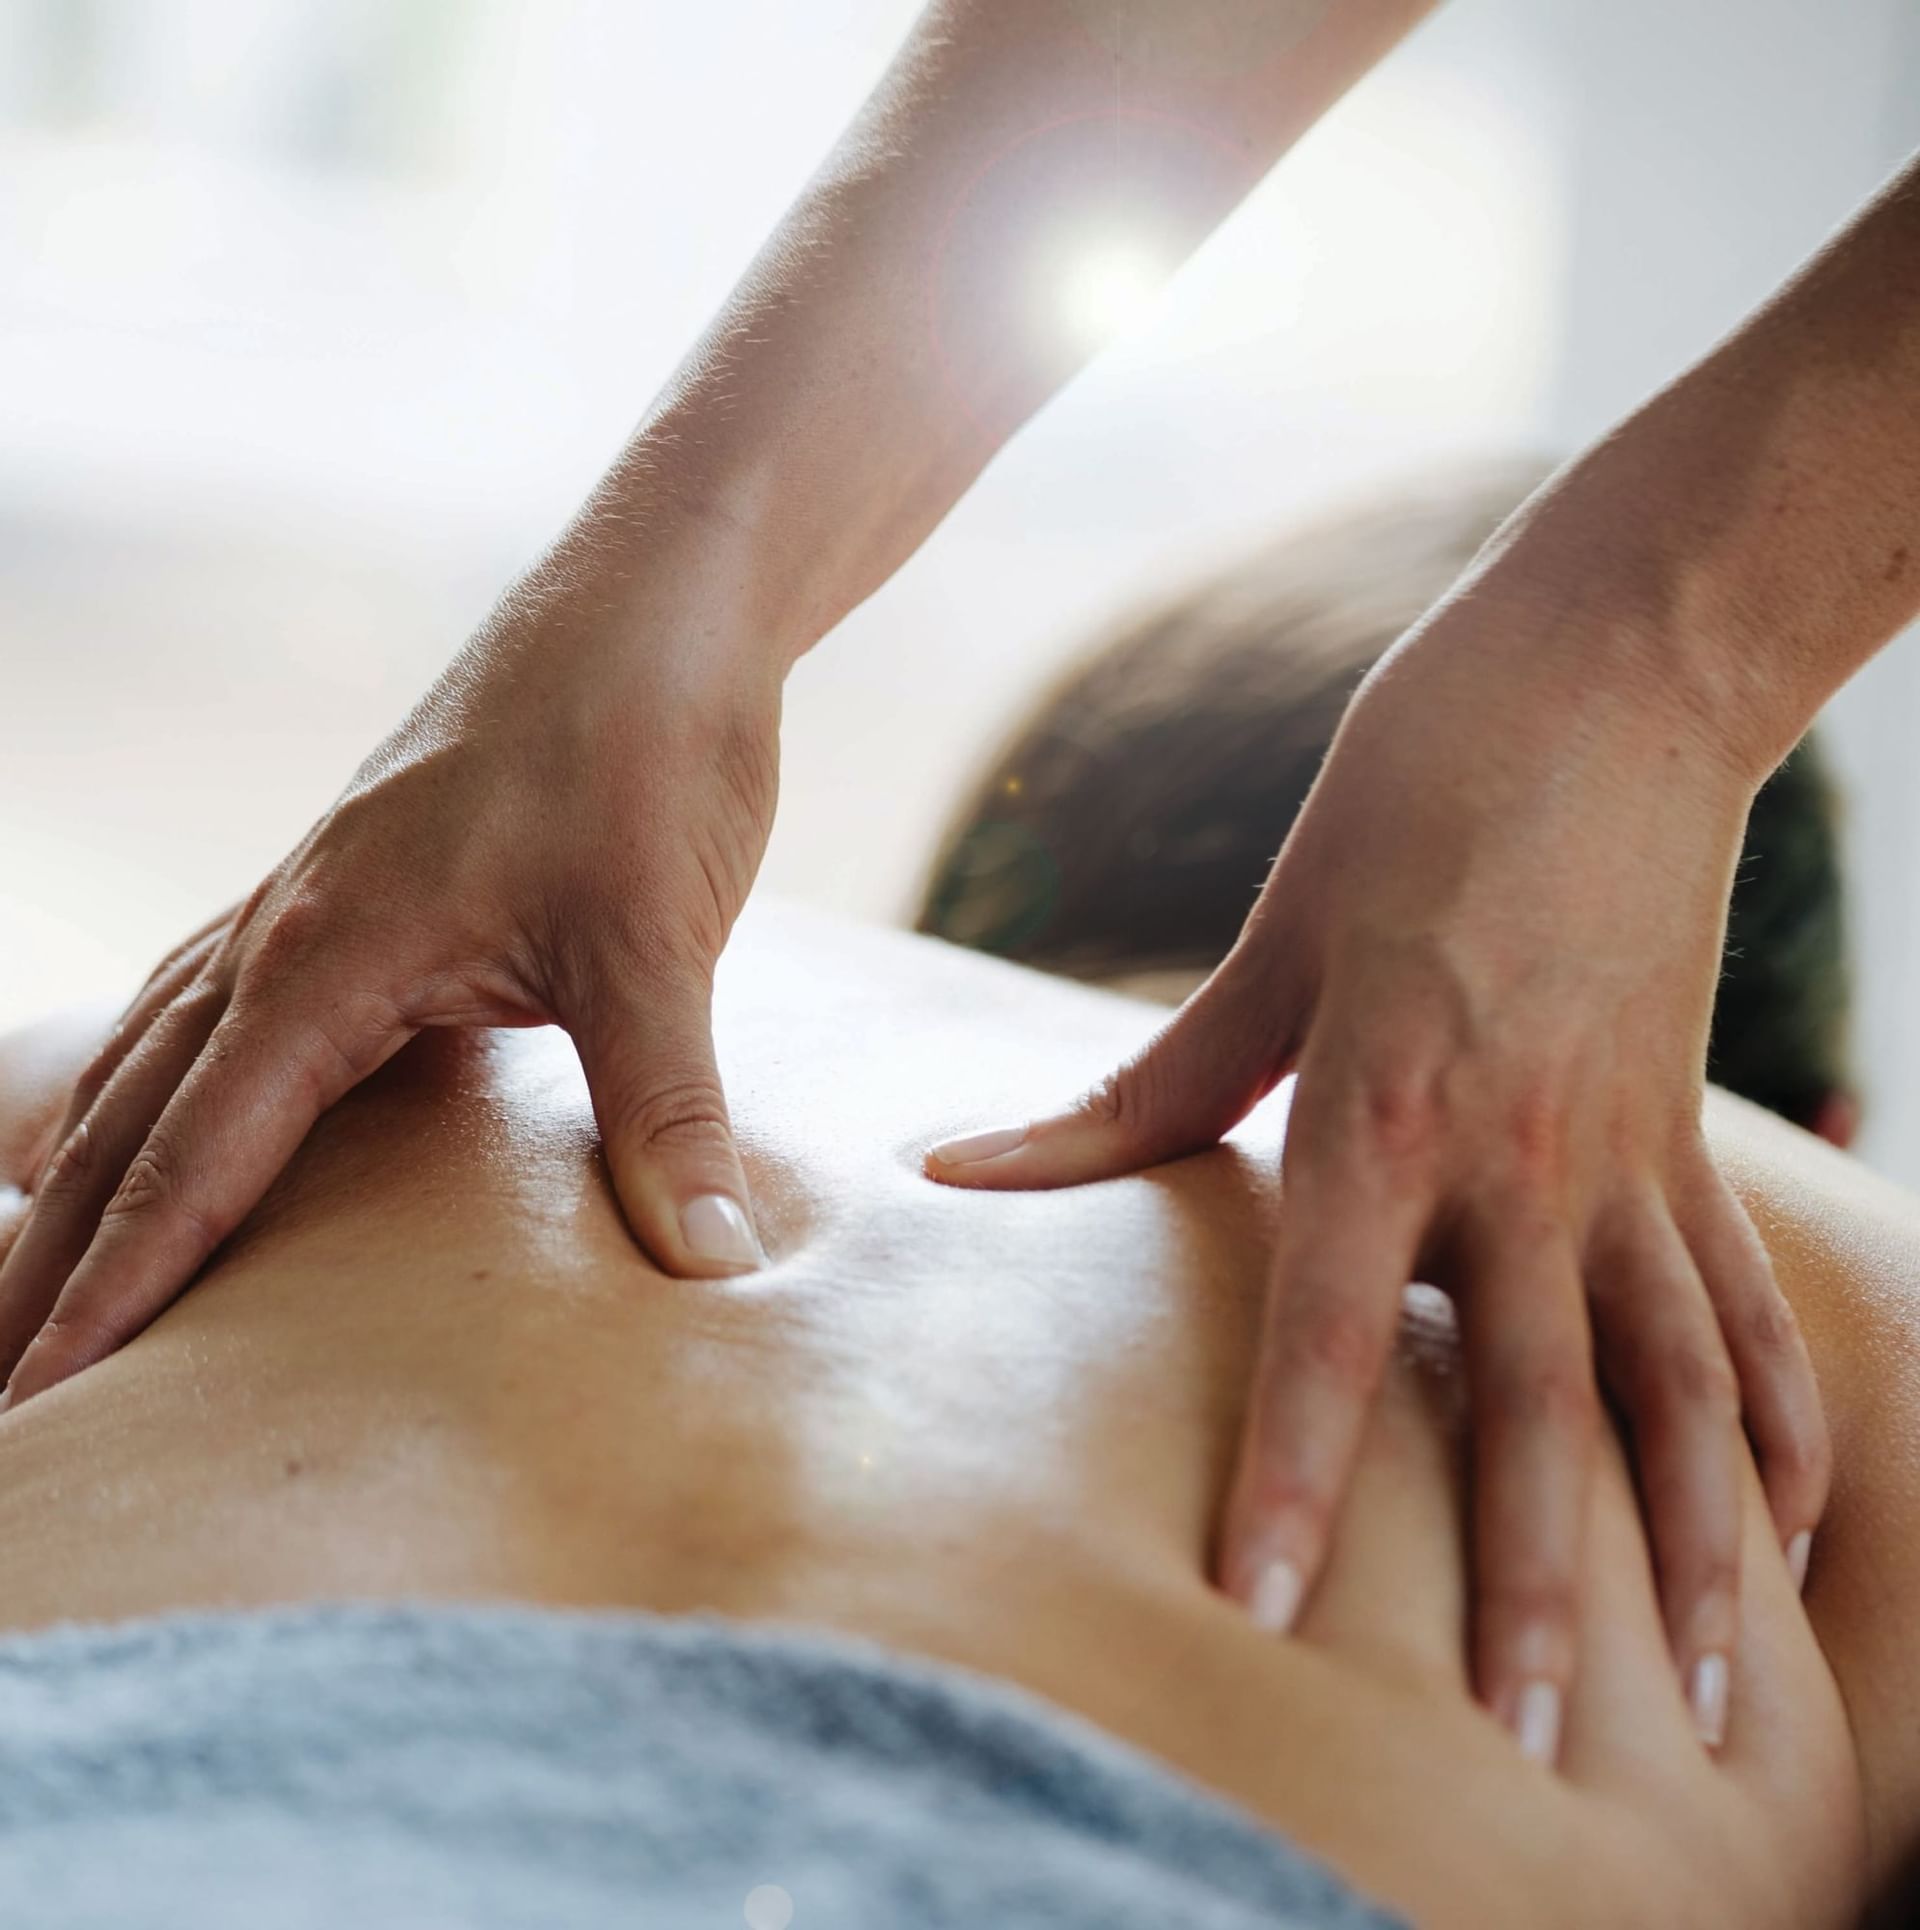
560, 0, 1437, 666
1471, 152, 1920, 784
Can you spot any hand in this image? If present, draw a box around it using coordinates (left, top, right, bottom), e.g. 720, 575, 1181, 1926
927, 591, 1830, 1760
0, 547, 784, 1409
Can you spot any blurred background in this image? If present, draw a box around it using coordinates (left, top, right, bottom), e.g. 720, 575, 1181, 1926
3, 0, 1919, 1170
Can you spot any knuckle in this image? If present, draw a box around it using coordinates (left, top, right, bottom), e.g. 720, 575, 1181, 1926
43, 1122, 97, 1193
1662, 1341, 1741, 1423
1076, 1068, 1131, 1132
1354, 1062, 1442, 1169
1073, 1047, 1174, 1150
607, 1078, 734, 1158
153, 978, 228, 1049
297, 989, 405, 1098
1482, 1568, 1580, 1642
26, 1314, 105, 1375
1767, 1407, 1833, 1493
1290, 1293, 1387, 1397
247, 896, 329, 983
104, 1135, 225, 1249
232, 873, 279, 934
1500, 1081, 1570, 1190
1738, 1284, 1802, 1368
552, 918, 710, 1034
1244, 1465, 1335, 1544
105, 1142, 174, 1220
173, 973, 229, 1019
1680, 1545, 1742, 1610
1074, 1064, 1162, 1150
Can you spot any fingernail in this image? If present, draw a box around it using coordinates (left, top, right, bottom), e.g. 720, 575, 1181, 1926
1511, 1679, 1563, 1767
1247, 1557, 1304, 1635
680, 1194, 764, 1270
1689, 1651, 1730, 1748
928, 1124, 1028, 1168
1786, 1529, 1812, 1594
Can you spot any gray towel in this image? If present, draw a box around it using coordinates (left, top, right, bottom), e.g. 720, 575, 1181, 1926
0, 1603, 1410, 1929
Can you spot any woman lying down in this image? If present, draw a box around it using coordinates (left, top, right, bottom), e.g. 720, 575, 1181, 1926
0, 481, 1908, 1930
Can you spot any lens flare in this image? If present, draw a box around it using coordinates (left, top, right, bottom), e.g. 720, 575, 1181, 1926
1056, 235, 1168, 350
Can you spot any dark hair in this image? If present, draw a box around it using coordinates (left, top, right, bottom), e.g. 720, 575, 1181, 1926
915, 461, 1854, 1130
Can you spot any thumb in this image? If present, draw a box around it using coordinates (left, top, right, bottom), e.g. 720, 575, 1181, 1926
568, 963, 765, 1277
925, 941, 1303, 1191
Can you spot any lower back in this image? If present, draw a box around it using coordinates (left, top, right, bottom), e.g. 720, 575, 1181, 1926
0, 905, 1874, 1928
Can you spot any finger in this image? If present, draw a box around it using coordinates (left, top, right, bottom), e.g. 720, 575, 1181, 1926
1219, 1162, 1429, 1645
0, 979, 228, 1380
1458, 1210, 1598, 1768
1590, 1198, 1744, 1749
1683, 1173, 1829, 1588
566, 961, 765, 1279
32, 933, 223, 1192
925, 939, 1302, 1190
2, 984, 411, 1408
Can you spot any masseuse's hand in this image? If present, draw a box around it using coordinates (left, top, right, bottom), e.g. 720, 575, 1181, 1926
0, 548, 783, 1410
929, 588, 1831, 1760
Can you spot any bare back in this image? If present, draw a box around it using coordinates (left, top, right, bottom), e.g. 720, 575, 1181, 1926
1, 904, 1911, 1927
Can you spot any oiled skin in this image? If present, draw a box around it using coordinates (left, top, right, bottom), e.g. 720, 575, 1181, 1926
0, 903, 1909, 1928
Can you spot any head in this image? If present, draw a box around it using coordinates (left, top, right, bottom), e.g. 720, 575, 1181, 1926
916, 459, 1857, 1145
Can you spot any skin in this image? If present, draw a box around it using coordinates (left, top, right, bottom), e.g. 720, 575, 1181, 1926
1, 0, 1916, 1758
4, 903, 1920, 1927
927, 145, 1920, 1734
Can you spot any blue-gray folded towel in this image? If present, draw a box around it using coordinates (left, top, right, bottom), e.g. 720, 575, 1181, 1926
0, 1603, 1409, 1929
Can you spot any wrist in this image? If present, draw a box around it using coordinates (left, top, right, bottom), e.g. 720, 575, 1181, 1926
1396, 562, 1767, 846
526, 431, 851, 687
576, 366, 950, 678
1458, 472, 1801, 795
